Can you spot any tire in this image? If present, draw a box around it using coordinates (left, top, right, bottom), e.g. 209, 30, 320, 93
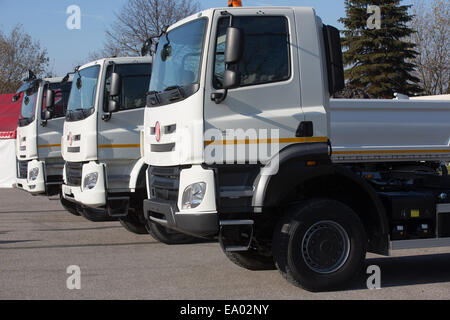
119, 216, 148, 235
273, 199, 367, 292
60, 195, 80, 216
224, 249, 276, 271
145, 221, 197, 245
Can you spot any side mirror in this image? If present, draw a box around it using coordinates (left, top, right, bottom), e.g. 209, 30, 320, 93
42, 109, 53, 121
108, 100, 119, 113
211, 27, 244, 104
141, 39, 151, 56
223, 70, 240, 89
224, 27, 244, 64
110, 72, 121, 97
45, 89, 54, 109
12, 94, 20, 102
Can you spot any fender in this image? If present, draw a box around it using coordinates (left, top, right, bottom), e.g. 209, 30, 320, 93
128, 157, 147, 191
252, 142, 390, 254
252, 142, 331, 209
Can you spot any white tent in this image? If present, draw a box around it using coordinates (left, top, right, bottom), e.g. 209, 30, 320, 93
0, 139, 17, 188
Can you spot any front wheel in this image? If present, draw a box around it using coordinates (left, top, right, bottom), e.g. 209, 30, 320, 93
273, 199, 367, 292
145, 221, 197, 245
119, 215, 148, 235
223, 249, 276, 271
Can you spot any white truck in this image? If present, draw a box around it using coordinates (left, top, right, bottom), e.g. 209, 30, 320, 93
141, 6, 450, 291
60, 56, 195, 243
15, 73, 78, 214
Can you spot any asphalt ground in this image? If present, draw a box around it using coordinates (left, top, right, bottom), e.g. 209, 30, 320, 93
0, 188, 449, 300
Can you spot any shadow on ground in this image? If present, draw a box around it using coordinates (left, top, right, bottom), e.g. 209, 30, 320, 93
345, 253, 450, 291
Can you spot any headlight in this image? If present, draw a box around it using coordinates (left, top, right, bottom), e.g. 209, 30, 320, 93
29, 168, 39, 181
181, 182, 206, 210
83, 172, 98, 190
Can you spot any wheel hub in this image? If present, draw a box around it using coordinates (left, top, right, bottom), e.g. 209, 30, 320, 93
301, 220, 350, 274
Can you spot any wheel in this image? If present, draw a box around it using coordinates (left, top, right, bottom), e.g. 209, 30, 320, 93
145, 220, 197, 244
119, 213, 149, 235
79, 207, 118, 222
273, 199, 367, 292
60, 195, 80, 216
223, 249, 276, 271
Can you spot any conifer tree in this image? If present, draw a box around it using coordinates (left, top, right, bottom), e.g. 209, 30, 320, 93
339, 0, 422, 98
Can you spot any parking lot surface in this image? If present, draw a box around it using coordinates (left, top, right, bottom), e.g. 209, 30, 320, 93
0, 188, 449, 300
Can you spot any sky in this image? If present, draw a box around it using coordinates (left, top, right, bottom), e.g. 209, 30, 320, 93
0, 0, 410, 76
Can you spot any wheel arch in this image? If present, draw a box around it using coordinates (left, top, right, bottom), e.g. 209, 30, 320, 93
252, 143, 390, 255
128, 158, 148, 191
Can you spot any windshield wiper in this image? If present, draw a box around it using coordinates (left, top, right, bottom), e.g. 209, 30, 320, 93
163, 85, 185, 100
74, 108, 90, 117
163, 85, 183, 93
147, 90, 161, 106
18, 117, 32, 126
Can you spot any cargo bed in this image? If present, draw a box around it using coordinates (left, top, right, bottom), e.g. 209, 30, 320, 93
330, 97, 450, 163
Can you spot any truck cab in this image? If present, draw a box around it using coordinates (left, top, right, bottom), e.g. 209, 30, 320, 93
15, 75, 73, 200
142, 6, 450, 291
143, 7, 333, 240
60, 56, 195, 243
60, 57, 152, 224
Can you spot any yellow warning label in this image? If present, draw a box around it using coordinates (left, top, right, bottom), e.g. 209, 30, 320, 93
411, 209, 420, 218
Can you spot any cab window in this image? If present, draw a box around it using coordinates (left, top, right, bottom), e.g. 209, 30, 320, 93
214, 16, 290, 89
42, 82, 72, 118
104, 63, 152, 111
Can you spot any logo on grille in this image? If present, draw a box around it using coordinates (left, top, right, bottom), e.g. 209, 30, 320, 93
155, 121, 161, 142
68, 132, 73, 147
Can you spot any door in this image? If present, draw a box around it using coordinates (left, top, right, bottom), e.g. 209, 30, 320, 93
204, 8, 303, 164
97, 63, 152, 190
37, 81, 71, 162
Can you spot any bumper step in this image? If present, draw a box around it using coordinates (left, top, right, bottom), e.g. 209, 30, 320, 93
219, 220, 254, 252
107, 196, 130, 217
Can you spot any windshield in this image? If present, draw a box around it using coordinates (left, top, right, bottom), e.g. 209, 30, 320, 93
149, 18, 207, 94
20, 84, 39, 120
67, 65, 100, 112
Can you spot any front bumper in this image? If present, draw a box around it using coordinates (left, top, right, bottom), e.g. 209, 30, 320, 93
144, 165, 219, 237
15, 160, 45, 194
62, 161, 106, 208
143, 199, 218, 237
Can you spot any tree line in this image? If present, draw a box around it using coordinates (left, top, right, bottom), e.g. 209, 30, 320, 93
0, 0, 448, 97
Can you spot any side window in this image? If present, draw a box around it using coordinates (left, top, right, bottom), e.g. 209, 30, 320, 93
214, 16, 290, 89
42, 82, 71, 118
104, 63, 152, 111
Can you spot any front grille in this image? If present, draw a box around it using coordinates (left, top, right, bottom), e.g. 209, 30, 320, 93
66, 162, 83, 187
18, 160, 29, 179
151, 143, 175, 153
149, 166, 180, 202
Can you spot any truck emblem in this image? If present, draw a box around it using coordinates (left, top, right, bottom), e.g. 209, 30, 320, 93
68, 132, 73, 146
155, 121, 161, 142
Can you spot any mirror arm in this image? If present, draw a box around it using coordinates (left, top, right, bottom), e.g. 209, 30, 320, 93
212, 89, 228, 104
102, 112, 112, 122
